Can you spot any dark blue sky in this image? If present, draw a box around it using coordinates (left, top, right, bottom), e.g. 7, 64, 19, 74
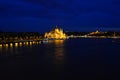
0, 0, 120, 32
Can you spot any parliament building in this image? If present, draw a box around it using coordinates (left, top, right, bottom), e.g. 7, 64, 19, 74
44, 26, 67, 39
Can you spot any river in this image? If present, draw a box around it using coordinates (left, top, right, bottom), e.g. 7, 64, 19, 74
0, 38, 120, 80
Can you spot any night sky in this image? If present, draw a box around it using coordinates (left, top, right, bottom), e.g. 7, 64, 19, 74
0, 0, 120, 32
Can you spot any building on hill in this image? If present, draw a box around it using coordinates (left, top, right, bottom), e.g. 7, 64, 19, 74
88, 30, 105, 35
44, 26, 67, 39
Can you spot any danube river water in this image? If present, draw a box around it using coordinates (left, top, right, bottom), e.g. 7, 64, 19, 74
0, 38, 120, 80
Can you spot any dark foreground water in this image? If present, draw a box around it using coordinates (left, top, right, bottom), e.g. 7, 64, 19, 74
0, 38, 120, 80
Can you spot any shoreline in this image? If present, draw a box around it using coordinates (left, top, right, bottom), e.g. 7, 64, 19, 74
68, 36, 120, 39
0, 39, 42, 45
0, 36, 120, 45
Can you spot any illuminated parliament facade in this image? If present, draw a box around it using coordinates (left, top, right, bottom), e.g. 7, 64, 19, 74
44, 26, 67, 39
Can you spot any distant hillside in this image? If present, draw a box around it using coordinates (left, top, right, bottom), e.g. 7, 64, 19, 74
65, 31, 120, 36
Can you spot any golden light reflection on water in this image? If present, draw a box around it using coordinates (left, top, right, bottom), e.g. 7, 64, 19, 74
0, 44, 2, 53
9, 44, 14, 54
29, 41, 33, 48
19, 42, 22, 46
10, 43, 13, 47
5, 44, 9, 47
30, 41, 32, 45
0, 41, 41, 55
0, 44, 2, 48
5, 44, 9, 55
26, 42, 29, 45
54, 40, 64, 46
15, 43, 18, 48
53, 40, 65, 64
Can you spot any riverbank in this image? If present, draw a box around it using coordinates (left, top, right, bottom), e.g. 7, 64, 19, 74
0, 40, 42, 47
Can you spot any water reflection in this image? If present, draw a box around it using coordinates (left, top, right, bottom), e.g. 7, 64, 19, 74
19, 42, 22, 47
10, 43, 13, 47
9, 45, 14, 54
51, 40, 65, 74
4, 44, 9, 56
0, 41, 41, 55
26, 42, 29, 45
0, 44, 2, 49
45, 40, 65, 65
0, 44, 2, 54
53, 40, 65, 65
15, 43, 18, 48
30, 42, 32, 45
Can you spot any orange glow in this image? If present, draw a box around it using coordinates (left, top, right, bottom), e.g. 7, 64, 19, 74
26, 42, 29, 45
5, 44, 8, 51
54, 40, 64, 46
0, 44, 2, 48
19, 42, 22, 46
5, 44, 8, 47
15, 43, 18, 47
19, 42, 22, 45
44, 26, 67, 39
30, 41, 32, 45
54, 40, 64, 64
89, 30, 104, 35
10, 43, 13, 47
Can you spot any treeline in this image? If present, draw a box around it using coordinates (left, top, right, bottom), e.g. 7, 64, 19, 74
0, 32, 42, 43
66, 32, 89, 36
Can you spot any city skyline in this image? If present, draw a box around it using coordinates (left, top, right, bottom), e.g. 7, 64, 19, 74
0, 0, 120, 32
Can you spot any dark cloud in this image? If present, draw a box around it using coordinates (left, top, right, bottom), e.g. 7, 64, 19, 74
0, 0, 119, 32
